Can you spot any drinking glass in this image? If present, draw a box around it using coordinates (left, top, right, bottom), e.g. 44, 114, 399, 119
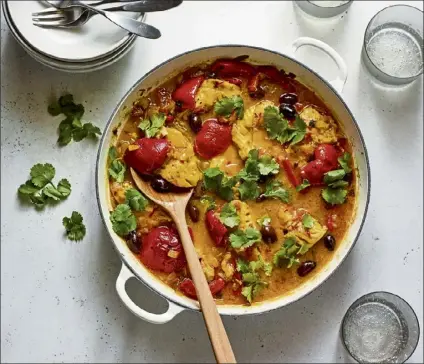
341, 291, 420, 363
362, 5, 423, 86
294, 0, 353, 18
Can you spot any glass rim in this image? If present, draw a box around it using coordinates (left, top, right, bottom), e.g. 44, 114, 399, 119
363, 4, 424, 81
341, 290, 421, 364
306, 0, 353, 9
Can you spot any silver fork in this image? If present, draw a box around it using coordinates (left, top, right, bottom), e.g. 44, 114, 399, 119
32, 0, 163, 39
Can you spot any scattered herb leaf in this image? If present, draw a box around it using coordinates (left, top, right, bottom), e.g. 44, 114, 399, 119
214, 95, 244, 119
219, 203, 240, 228
302, 214, 315, 229
200, 195, 216, 211
323, 169, 346, 184
203, 168, 237, 201
296, 179, 311, 192
263, 180, 290, 202
138, 113, 166, 138
230, 228, 262, 250
238, 180, 260, 201
338, 152, 352, 173
110, 204, 137, 237
62, 211, 86, 241
125, 188, 149, 212
321, 187, 347, 205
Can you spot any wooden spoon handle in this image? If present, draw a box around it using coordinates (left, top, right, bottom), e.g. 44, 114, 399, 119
172, 209, 236, 364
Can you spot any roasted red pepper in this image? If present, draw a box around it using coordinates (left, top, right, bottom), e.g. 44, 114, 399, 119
124, 138, 170, 175
172, 76, 204, 110
205, 210, 228, 247
300, 159, 327, 185
222, 77, 243, 86
210, 59, 256, 78
257, 65, 286, 83
247, 65, 287, 96
314, 144, 339, 170
140, 226, 187, 273
194, 119, 232, 160
179, 277, 226, 299
281, 159, 299, 187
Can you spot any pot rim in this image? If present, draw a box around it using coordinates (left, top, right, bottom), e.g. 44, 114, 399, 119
95, 44, 371, 315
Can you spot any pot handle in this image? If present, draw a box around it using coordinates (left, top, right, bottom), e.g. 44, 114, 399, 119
290, 37, 348, 94
116, 263, 185, 324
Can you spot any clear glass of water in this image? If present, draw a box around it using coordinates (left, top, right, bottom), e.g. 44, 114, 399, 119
294, 1, 353, 18
362, 5, 423, 86
342, 292, 420, 363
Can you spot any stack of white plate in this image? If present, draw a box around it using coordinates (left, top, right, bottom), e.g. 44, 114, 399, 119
2, 0, 145, 72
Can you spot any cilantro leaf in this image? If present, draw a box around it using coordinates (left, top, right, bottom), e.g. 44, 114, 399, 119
323, 169, 346, 184
47, 101, 62, 116
321, 187, 347, 205
138, 113, 166, 138
238, 180, 260, 201
18, 180, 40, 195
219, 203, 240, 228
263, 106, 289, 144
273, 237, 300, 268
230, 228, 261, 250
57, 179, 71, 197
214, 96, 244, 119
58, 94, 74, 107
72, 125, 88, 142
296, 179, 311, 192
110, 204, 137, 237
328, 180, 349, 188
237, 149, 279, 181
287, 115, 307, 145
200, 195, 216, 211
30, 163, 55, 188
338, 152, 352, 173
264, 180, 290, 202
302, 214, 315, 229
203, 168, 236, 201
236, 259, 250, 273
257, 215, 271, 227
63, 211, 86, 241
241, 286, 253, 303
42, 185, 63, 201
109, 159, 126, 183
109, 146, 119, 161
83, 123, 101, 138
58, 118, 73, 146
29, 192, 47, 209
236, 257, 269, 303
125, 188, 149, 212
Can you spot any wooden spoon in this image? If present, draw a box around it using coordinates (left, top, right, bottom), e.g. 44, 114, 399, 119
130, 169, 236, 364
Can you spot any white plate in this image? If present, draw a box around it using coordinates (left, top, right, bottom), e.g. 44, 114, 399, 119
7, 0, 142, 62
3, 1, 139, 73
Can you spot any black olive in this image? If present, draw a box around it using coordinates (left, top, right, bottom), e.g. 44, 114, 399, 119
297, 261, 316, 277
283, 229, 289, 235
126, 230, 141, 254
279, 103, 297, 120
256, 194, 266, 203
309, 120, 316, 128
187, 202, 200, 222
249, 86, 265, 99
151, 176, 172, 193
324, 234, 336, 251
261, 225, 277, 244
189, 113, 202, 133
279, 93, 298, 105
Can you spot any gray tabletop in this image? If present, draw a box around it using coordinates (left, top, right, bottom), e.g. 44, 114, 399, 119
1, 1, 423, 363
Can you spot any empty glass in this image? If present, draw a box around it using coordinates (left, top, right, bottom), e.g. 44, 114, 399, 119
362, 5, 423, 86
341, 292, 420, 363
294, 0, 353, 18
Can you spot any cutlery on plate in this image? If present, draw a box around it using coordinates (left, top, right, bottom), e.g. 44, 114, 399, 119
33, 0, 161, 39
130, 168, 237, 364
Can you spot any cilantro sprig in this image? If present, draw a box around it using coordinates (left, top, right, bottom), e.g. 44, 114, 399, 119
214, 96, 244, 120
200, 195, 216, 211
229, 228, 262, 250
237, 149, 279, 182
203, 168, 237, 201
48, 94, 101, 146
110, 204, 137, 236
237, 256, 271, 303
108, 146, 126, 183
263, 106, 307, 145
263, 180, 290, 202
296, 179, 311, 192
219, 203, 240, 228
273, 236, 310, 268
63, 211, 86, 241
18, 163, 71, 209
138, 113, 166, 138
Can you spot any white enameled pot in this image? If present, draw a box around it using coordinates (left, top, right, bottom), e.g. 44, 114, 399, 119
96, 39, 371, 324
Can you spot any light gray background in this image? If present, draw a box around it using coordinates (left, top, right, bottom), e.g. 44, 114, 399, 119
1, 1, 423, 363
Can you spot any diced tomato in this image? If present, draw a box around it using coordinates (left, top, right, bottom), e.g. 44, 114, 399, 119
314, 144, 339, 170
327, 214, 337, 231
172, 76, 204, 110
194, 119, 232, 159
179, 277, 226, 299
281, 159, 299, 187
205, 210, 228, 247
165, 114, 175, 123
210, 59, 256, 78
140, 226, 187, 273
124, 138, 170, 175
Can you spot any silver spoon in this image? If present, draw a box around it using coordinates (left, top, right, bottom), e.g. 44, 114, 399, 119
47, 0, 161, 39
